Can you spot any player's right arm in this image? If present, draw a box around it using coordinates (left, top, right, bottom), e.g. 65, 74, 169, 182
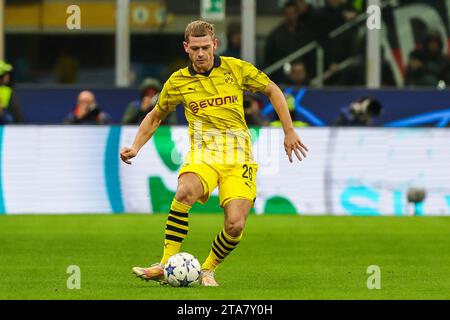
120, 107, 169, 164
120, 75, 179, 165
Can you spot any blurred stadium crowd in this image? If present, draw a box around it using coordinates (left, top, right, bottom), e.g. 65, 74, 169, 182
265, 0, 450, 87
1, 61, 386, 127
1, 0, 450, 125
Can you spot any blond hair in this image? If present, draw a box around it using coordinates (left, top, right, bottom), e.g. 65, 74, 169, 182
184, 20, 216, 42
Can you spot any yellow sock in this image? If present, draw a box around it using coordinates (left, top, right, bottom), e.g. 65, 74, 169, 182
160, 198, 191, 265
202, 229, 242, 271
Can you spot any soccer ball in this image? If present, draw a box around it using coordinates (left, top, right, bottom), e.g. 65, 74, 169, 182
164, 252, 202, 287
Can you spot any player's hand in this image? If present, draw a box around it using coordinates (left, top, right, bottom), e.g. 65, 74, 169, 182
284, 128, 308, 163
120, 147, 137, 165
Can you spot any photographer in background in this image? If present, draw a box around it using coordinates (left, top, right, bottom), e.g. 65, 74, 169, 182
334, 97, 383, 126
64, 90, 111, 125
0, 60, 24, 124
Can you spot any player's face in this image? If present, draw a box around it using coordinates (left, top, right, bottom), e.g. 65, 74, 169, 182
183, 35, 218, 73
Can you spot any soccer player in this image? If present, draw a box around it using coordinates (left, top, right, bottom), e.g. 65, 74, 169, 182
120, 20, 308, 286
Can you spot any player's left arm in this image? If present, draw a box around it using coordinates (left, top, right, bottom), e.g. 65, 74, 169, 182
263, 80, 308, 162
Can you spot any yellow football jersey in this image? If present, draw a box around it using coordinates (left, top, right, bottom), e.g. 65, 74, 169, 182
155, 56, 270, 165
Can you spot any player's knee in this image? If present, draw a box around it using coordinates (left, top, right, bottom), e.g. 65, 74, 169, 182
175, 184, 199, 205
225, 221, 244, 237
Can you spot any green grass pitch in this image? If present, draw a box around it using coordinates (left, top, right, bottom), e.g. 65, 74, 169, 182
1, 214, 450, 300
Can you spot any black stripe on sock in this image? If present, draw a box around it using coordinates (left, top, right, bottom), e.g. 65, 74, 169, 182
166, 224, 188, 235
165, 234, 184, 242
213, 240, 227, 256
216, 234, 234, 251
212, 247, 226, 260
168, 215, 188, 227
220, 231, 240, 246
169, 210, 188, 218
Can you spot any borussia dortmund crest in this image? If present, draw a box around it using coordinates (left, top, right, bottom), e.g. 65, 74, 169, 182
224, 72, 235, 84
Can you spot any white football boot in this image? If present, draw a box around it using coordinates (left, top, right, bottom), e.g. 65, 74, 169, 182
132, 262, 166, 284
200, 269, 219, 287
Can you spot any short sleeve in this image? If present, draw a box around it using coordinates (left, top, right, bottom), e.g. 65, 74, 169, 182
154, 77, 180, 113
241, 60, 270, 93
